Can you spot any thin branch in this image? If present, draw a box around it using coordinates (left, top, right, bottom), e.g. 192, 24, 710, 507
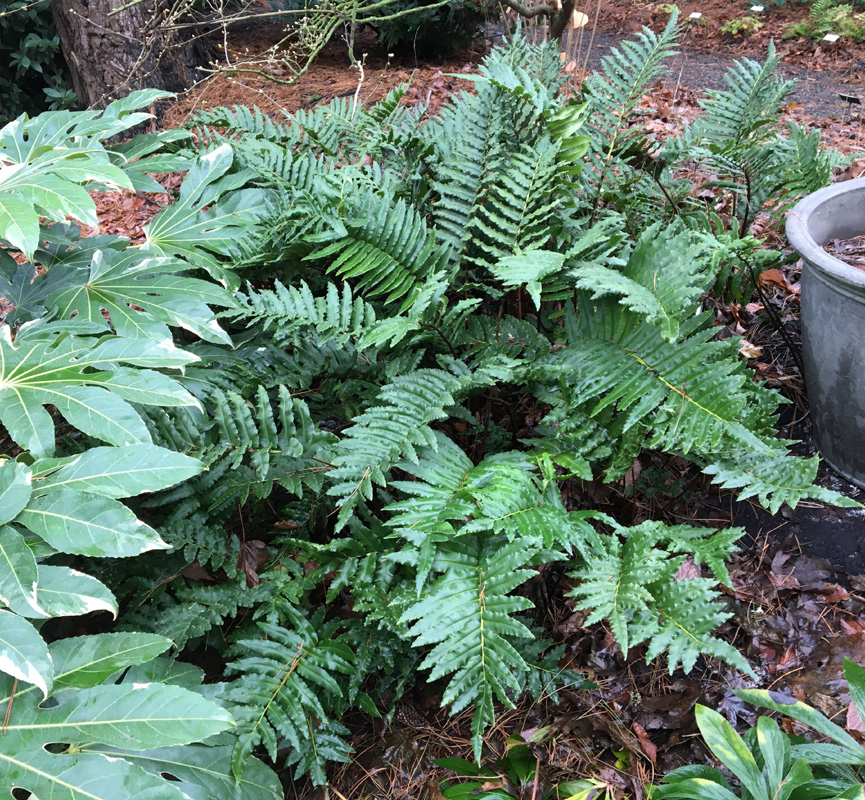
499, 0, 557, 18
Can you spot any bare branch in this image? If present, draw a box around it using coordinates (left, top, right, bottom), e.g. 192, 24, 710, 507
498, 0, 557, 20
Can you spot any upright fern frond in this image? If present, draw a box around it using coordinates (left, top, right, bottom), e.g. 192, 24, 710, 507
582, 11, 680, 199
430, 86, 507, 262
466, 137, 562, 269
695, 42, 794, 147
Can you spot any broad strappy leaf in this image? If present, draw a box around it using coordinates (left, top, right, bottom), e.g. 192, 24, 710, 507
0, 610, 52, 695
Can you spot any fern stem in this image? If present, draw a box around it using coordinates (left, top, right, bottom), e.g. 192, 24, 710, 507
419, 322, 459, 356
738, 254, 806, 380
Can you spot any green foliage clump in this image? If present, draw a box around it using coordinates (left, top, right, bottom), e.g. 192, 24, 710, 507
784, 0, 865, 41
657, 658, 865, 800
720, 15, 764, 37
0, 15, 856, 792
0, 1, 74, 122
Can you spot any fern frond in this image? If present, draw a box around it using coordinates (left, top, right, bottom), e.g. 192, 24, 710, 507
122, 581, 267, 649
570, 223, 712, 341
227, 279, 377, 346
582, 12, 680, 197
703, 452, 863, 514
146, 387, 335, 522
188, 105, 300, 148
696, 42, 794, 147
224, 608, 355, 785
399, 536, 536, 761
467, 137, 562, 269
308, 191, 448, 308
563, 300, 777, 457
327, 369, 459, 529
160, 515, 240, 578
641, 570, 752, 675
568, 521, 754, 675
770, 121, 850, 223
430, 85, 507, 262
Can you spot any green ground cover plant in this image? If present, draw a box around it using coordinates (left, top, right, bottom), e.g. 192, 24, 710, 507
0, 13, 855, 794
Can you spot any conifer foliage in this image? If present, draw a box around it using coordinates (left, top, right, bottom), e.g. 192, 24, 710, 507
0, 19, 855, 792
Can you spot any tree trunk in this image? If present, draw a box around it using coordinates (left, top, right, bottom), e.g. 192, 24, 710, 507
549, 0, 576, 40
51, 0, 199, 109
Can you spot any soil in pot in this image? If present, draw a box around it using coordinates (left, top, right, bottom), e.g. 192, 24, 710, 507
824, 233, 865, 269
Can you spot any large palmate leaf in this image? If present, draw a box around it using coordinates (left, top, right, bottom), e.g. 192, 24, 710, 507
0, 90, 178, 259
0, 609, 52, 696
143, 143, 272, 283
33, 444, 203, 499
87, 745, 283, 800
47, 248, 235, 343
0, 668, 235, 800
0, 325, 199, 457
0, 447, 203, 692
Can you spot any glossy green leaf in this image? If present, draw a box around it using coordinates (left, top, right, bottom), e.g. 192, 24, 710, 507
695, 705, 766, 800
48, 248, 234, 343
0, 325, 199, 457
0, 192, 38, 256
844, 658, 865, 739
737, 690, 865, 757
17, 489, 169, 557
0, 525, 40, 615
46, 632, 173, 693
0, 750, 189, 800
21, 565, 117, 619
90, 744, 283, 800
35, 445, 204, 499
0, 609, 52, 696
143, 144, 271, 282
1, 682, 233, 749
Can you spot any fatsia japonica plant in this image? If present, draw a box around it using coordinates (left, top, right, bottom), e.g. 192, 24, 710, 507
0, 94, 281, 796
0, 14, 855, 793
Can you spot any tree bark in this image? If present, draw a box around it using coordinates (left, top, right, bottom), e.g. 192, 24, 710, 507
549, 0, 576, 40
51, 0, 199, 109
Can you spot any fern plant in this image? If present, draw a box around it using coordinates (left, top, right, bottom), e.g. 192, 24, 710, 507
0, 21, 855, 791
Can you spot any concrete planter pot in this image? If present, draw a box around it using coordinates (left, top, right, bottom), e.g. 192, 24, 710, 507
786, 178, 865, 490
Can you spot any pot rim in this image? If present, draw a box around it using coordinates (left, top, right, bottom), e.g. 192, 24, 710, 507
786, 177, 865, 292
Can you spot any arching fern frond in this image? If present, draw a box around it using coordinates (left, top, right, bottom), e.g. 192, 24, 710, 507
307, 190, 449, 308
226, 279, 377, 347
327, 369, 459, 529
563, 300, 776, 457
570, 223, 713, 341
223, 608, 356, 785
